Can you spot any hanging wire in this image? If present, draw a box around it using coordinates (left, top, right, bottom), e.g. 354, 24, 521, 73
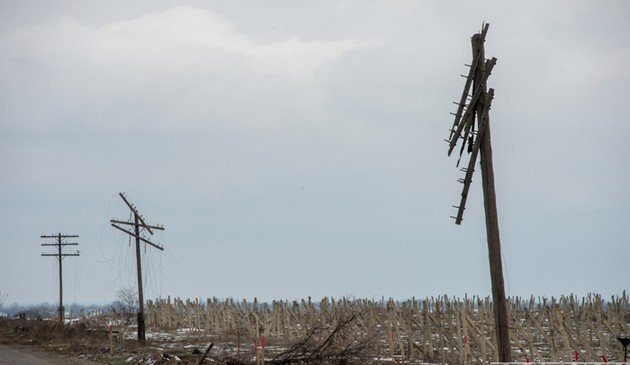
72, 254, 79, 312
158, 250, 164, 299
49, 257, 57, 313
99, 195, 124, 300
100, 193, 140, 302
502, 249, 511, 297
102, 194, 168, 306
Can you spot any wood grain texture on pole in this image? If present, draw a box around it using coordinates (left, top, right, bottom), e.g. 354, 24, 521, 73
472, 32, 512, 362
134, 214, 146, 343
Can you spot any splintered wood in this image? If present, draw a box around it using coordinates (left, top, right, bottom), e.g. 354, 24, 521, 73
140, 293, 630, 364
446, 23, 497, 226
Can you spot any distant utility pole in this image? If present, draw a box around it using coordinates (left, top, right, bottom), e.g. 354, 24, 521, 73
41, 233, 80, 326
110, 192, 164, 344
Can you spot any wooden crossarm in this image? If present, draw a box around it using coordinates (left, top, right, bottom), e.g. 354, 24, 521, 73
455, 58, 497, 164
110, 219, 164, 231
454, 88, 494, 224
41, 253, 79, 257
447, 57, 496, 156
448, 23, 489, 141
119, 193, 154, 235
111, 223, 164, 251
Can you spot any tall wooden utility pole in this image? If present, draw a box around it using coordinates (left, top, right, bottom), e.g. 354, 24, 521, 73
110, 192, 164, 343
445, 23, 512, 362
41, 233, 80, 326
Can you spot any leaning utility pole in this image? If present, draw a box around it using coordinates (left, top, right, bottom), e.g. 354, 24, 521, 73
41, 233, 80, 326
445, 23, 512, 362
110, 192, 164, 343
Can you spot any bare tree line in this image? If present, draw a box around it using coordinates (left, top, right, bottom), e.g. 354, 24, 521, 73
0, 286, 137, 321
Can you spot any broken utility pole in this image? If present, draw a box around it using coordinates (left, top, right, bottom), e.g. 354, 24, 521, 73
110, 192, 164, 344
41, 233, 80, 326
445, 23, 512, 362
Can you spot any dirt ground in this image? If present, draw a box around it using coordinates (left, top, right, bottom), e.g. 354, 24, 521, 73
0, 344, 105, 365
0, 319, 229, 365
0, 312, 384, 365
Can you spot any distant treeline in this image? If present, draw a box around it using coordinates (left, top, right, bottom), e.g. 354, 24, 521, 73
1, 302, 114, 319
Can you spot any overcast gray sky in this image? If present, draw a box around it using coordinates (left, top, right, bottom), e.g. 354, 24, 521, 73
1, 1, 629, 306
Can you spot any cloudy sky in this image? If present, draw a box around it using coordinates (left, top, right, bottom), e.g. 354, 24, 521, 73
1, 1, 629, 306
